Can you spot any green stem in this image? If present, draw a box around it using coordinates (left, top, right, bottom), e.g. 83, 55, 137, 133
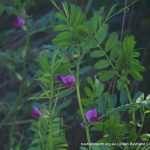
127, 87, 137, 141
136, 106, 145, 141
9, 25, 30, 149
105, 0, 137, 22
52, 85, 61, 116
49, 75, 54, 150
121, 0, 136, 139
22, 26, 30, 80
9, 87, 24, 149
49, 118, 53, 150
121, 0, 128, 41
76, 60, 91, 150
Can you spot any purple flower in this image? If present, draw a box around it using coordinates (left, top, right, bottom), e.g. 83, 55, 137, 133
55, 74, 76, 88
13, 17, 26, 28
80, 122, 85, 128
86, 108, 98, 122
66, 53, 72, 59
32, 106, 42, 118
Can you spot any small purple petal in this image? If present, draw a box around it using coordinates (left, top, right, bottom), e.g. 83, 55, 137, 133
93, 108, 97, 118
56, 74, 76, 88
32, 106, 42, 118
55, 74, 63, 82
80, 122, 85, 128
66, 75, 76, 83
64, 75, 76, 88
13, 17, 26, 28
86, 108, 98, 122
66, 53, 72, 59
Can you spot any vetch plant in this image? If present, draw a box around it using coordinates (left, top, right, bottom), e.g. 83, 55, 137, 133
28, 50, 70, 150
29, 1, 150, 150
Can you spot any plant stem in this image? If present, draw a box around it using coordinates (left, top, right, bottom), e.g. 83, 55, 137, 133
126, 87, 137, 141
9, 25, 30, 149
121, 0, 128, 41
76, 60, 91, 150
136, 106, 145, 141
52, 85, 61, 116
49, 74, 54, 150
120, 0, 137, 136
49, 118, 54, 150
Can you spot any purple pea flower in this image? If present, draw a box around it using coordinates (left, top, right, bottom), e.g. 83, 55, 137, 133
55, 74, 76, 88
86, 108, 98, 122
66, 53, 72, 59
80, 122, 85, 128
13, 17, 26, 28
32, 106, 42, 118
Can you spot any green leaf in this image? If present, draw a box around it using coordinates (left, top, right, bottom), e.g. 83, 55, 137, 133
80, 147, 88, 150
133, 52, 140, 58
92, 145, 111, 150
120, 90, 128, 105
105, 4, 117, 22
70, 4, 85, 25
144, 110, 150, 115
100, 70, 116, 81
105, 32, 118, 51
62, 2, 69, 19
95, 24, 108, 44
53, 31, 71, 42
133, 91, 144, 103
114, 104, 133, 112
87, 77, 94, 88
27, 147, 40, 150
94, 78, 104, 95
129, 59, 145, 72
81, 98, 91, 104
108, 94, 117, 108
140, 134, 150, 141
79, 66, 92, 75
110, 47, 121, 60
123, 36, 136, 51
90, 122, 104, 132
146, 94, 150, 100
90, 50, 104, 58
58, 88, 75, 99
117, 79, 127, 90
88, 11, 101, 34
52, 31, 71, 47
133, 91, 144, 102
31, 139, 41, 145
123, 35, 136, 57
54, 24, 69, 31
84, 87, 92, 97
52, 50, 58, 67
55, 99, 72, 112
95, 60, 109, 69
98, 94, 107, 114
129, 70, 143, 81
55, 12, 67, 21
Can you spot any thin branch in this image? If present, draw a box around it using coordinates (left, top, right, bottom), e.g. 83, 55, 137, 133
121, 0, 128, 41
